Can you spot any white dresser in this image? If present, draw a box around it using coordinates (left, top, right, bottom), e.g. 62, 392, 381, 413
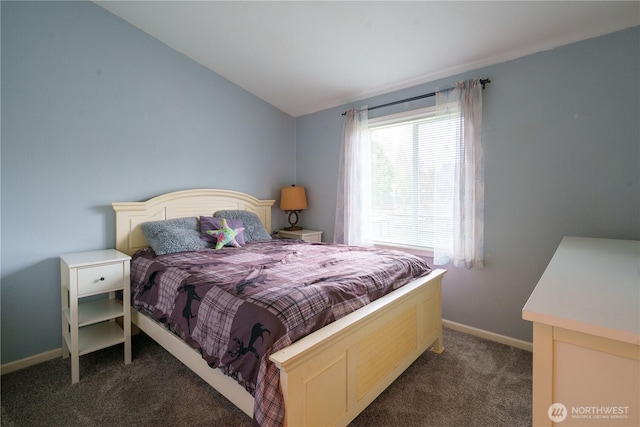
523, 237, 639, 426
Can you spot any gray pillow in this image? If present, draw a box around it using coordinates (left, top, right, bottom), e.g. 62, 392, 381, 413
140, 217, 208, 255
213, 210, 271, 242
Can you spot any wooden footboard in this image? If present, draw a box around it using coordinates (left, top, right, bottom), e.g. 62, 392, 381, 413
270, 269, 445, 427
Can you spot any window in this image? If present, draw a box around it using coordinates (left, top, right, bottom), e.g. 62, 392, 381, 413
369, 106, 458, 253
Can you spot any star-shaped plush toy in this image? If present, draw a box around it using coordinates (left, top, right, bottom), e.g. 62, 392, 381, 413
206, 218, 244, 249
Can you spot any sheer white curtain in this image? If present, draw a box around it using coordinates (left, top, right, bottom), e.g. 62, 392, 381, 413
433, 79, 484, 268
333, 107, 373, 246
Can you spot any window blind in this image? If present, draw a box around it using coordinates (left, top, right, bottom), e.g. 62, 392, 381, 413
370, 107, 458, 249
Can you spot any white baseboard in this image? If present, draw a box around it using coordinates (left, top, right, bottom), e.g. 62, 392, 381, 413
1, 348, 62, 375
1, 320, 532, 374
443, 319, 533, 352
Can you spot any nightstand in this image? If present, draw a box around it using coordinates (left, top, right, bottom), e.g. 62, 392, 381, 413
60, 249, 131, 383
277, 229, 323, 242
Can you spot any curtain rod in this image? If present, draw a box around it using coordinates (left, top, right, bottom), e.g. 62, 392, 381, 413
341, 78, 491, 116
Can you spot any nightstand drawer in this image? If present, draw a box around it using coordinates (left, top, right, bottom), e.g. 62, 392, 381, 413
77, 263, 124, 296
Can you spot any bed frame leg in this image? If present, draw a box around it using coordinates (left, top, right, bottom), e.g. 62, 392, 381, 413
431, 345, 445, 354
430, 338, 445, 354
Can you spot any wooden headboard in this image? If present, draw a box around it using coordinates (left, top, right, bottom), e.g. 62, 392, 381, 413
112, 189, 276, 255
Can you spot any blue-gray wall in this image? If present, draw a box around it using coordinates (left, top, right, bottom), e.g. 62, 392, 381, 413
2, 1, 638, 366
296, 26, 640, 343
1, 2, 295, 364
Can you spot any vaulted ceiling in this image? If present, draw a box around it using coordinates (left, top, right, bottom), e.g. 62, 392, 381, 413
96, 1, 640, 117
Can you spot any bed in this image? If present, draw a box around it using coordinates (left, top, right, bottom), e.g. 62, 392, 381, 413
112, 188, 446, 427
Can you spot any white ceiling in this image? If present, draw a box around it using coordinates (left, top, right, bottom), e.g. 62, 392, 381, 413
96, 1, 640, 117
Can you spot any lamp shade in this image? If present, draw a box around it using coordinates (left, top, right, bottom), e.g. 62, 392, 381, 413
280, 186, 308, 211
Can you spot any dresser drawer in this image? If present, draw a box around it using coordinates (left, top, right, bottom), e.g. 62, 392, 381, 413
76, 262, 125, 296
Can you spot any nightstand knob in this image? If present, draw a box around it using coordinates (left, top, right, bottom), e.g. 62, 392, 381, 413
99, 277, 105, 281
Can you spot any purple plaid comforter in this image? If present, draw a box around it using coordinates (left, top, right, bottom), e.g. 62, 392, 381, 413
130, 239, 432, 426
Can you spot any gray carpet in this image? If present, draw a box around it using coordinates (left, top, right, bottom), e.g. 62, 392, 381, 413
1, 327, 531, 426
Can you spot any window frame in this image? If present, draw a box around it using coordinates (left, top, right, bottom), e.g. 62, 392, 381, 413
368, 105, 451, 258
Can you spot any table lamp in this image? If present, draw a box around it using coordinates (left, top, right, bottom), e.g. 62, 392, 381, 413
280, 185, 308, 231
